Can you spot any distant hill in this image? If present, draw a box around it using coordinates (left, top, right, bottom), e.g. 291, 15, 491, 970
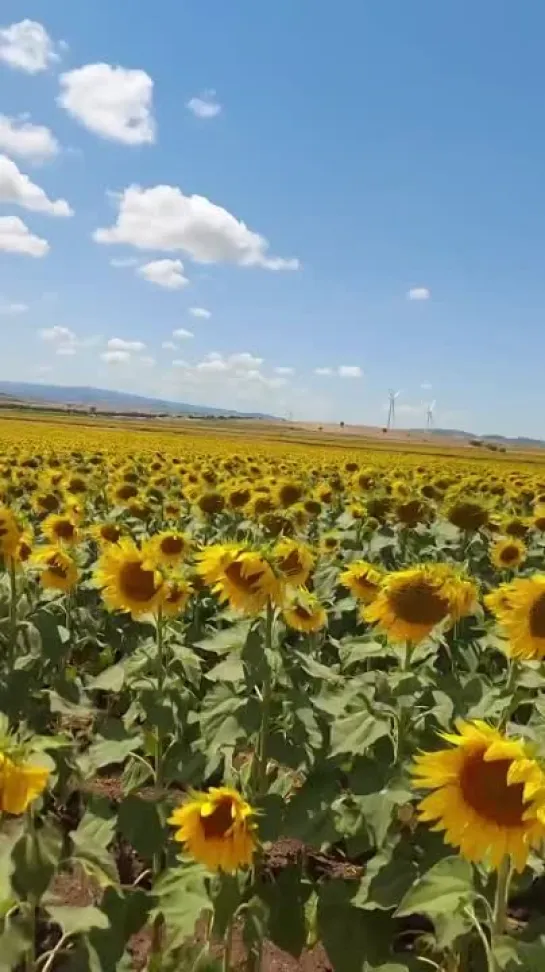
0, 381, 273, 419
413, 428, 545, 448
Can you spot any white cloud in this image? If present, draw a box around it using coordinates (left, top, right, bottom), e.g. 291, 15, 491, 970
196, 357, 228, 374
101, 350, 130, 364
94, 184, 299, 270
0, 115, 59, 162
274, 366, 295, 376
39, 325, 75, 343
0, 217, 49, 256
314, 367, 333, 376
139, 355, 155, 367
110, 256, 138, 268
137, 258, 189, 290
0, 301, 28, 315
407, 287, 430, 301
107, 337, 146, 352
161, 340, 176, 350
173, 328, 194, 340
0, 20, 60, 74
59, 64, 155, 145
56, 345, 76, 356
338, 365, 362, 378
229, 352, 264, 369
187, 90, 222, 119
0, 155, 72, 216
189, 306, 211, 319
172, 358, 190, 368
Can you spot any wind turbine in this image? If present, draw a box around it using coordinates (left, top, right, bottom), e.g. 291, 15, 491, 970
426, 400, 436, 431
387, 389, 401, 430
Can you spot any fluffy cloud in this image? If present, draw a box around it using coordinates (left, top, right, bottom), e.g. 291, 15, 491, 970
173, 328, 193, 339
0, 301, 28, 315
56, 345, 77, 356
39, 325, 75, 343
107, 337, 146, 352
187, 91, 222, 119
94, 184, 299, 270
274, 366, 294, 375
137, 258, 189, 290
101, 350, 130, 364
338, 365, 362, 378
0, 155, 72, 216
59, 64, 155, 145
314, 367, 333, 376
0, 115, 59, 162
407, 287, 430, 301
161, 340, 176, 350
0, 217, 49, 256
0, 20, 60, 74
189, 307, 211, 319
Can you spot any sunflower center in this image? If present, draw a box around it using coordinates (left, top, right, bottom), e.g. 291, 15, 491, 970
201, 798, 234, 839
529, 593, 545, 638
278, 550, 302, 576
54, 520, 76, 540
119, 560, 160, 602
460, 752, 526, 827
500, 545, 520, 565
160, 536, 184, 555
101, 525, 121, 542
224, 560, 264, 593
48, 558, 68, 580
390, 582, 449, 625
294, 605, 313, 621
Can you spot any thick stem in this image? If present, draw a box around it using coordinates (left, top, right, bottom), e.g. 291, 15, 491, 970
255, 600, 274, 798
25, 810, 38, 972
498, 662, 520, 732
9, 558, 17, 658
491, 856, 511, 970
401, 642, 414, 673
223, 919, 234, 972
151, 610, 166, 960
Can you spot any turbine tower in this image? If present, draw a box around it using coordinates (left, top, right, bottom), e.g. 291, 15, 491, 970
426, 400, 436, 431
387, 389, 400, 430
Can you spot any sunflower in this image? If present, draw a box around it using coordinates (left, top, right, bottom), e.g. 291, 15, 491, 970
145, 530, 190, 567
533, 506, 545, 533
211, 549, 283, 615
33, 491, 62, 516
161, 577, 193, 618
485, 575, 545, 661
33, 546, 79, 592
94, 538, 164, 618
0, 753, 50, 815
0, 507, 21, 558
196, 543, 242, 586
339, 560, 383, 604
446, 499, 489, 532
168, 786, 257, 873
112, 482, 139, 504
283, 591, 327, 633
90, 522, 123, 546
197, 491, 225, 516
395, 498, 429, 528
7, 530, 33, 568
363, 564, 476, 644
412, 721, 545, 872
491, 537, 526, 571
504, 517, 529, 540
276, 480, 304, 509
320, 533, 340, 556
272, 538, 314, 587
42, 513, 79, 547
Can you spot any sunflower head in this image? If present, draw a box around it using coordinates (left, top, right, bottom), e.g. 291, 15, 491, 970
168, 786, 257, 873
197, 491, 225, 517
504, 517, 529, 540
276, 480, 305, 509
42, 513, 79, 547
161, 577, 193, 618
446, 499, 489, 532
491, 537, 526, 571
412, 721, 545, 872
212, 549, 283, 615
272, 538, 314, 587
91, 522, 123, 546
339, 560, 383, 604
0, 753, 50, 815
145, 530, 190, 567
283, 590, 327, 633
94, 538, 164, 618
485, 575, 545, 661
33, 546, 79, 592
0, 506, 21, 557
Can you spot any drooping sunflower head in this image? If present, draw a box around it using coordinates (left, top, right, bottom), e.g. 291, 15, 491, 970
533, 506, 545, 533
145, 530, 190, 567
283, 590, 327, 633
363, 564, 475, 645
33, 491, 63, 516
491, 537, 526, 571
94, 538, 164, 618
0, 752, 50, 815
42, 513, 79, 547
91, 522, 124, 546
320, 533, 341, 557
112, 481, 139, 505
504, 516, 529, 540
395, 498, 430, 528
212, 549, 283, 615
412, 721, 545, 872
33, 546, 79, 592
446, 499, 489, 533
339, 560, 383, 604
168, 786, 257, 873
485, 575, 545, 661
161, 577, 193, 618
197, 491, 225, 517
272, 537, 314, 587
196, 543, 243, 587
0, 506, 21, 557
275, 480, 305, 509
226, 485, 252, 511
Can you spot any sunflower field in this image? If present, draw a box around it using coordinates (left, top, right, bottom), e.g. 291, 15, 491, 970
3, 416, 545, 971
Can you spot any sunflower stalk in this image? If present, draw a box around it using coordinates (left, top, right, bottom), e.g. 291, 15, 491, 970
151, 608, 166, 962
490, 856, 512, 970
8, 557, 17, 659
497, 662, 520, 732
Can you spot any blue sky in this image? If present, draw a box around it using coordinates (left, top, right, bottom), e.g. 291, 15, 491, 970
1, 2, 545, 434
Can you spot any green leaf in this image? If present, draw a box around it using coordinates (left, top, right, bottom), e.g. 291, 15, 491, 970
153, 862, 212, 953
11, 819, 63, 899
0, 925, 29, 972
71, 800, 118, 887
195, 622, 251, 655
318, 880, 394, 972
330, 712, 391, 758
259, 864, 310, 958
47, 904, 110, 937
396, 856, 474, 919
205, 655, 244, 684
117, 794, 165, 859
83, 729, 143, 773
493, 934, 545, 971
86, 887, 150, 971
283, 774, 340, 847
88, 664, 126, 692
